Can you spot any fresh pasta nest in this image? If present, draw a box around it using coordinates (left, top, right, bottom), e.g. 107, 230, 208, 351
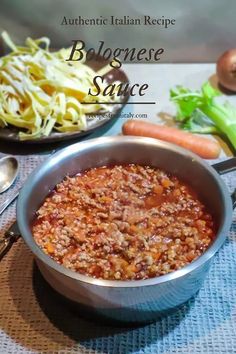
0, 32, 119, 140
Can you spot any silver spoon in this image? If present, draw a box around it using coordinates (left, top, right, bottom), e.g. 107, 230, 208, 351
0, 156, 20, 216
0, 156, 19, 193
0, 157, 20, 259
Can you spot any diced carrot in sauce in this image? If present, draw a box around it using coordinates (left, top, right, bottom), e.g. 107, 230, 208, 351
161, 178, 173, 188
153, 185, 164, 195
126, 264, 138, 276
46, 242, 55, 254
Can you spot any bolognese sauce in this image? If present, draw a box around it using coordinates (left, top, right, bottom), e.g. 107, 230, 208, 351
32, 164, 215, 280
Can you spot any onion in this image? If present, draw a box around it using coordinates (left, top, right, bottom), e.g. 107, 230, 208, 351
217, 49, 236, 91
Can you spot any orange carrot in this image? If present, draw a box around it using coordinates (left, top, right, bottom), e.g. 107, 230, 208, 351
122, 120, 221, 159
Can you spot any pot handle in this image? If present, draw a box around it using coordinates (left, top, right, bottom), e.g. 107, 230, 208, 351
0, 221, 20, 261
212, 157, 236, 209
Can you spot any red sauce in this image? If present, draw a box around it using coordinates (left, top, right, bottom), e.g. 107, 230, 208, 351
32, 164, 216, 280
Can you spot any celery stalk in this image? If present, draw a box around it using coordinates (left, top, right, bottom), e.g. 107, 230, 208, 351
202, 104, 236, 150
170, 82, 236, 150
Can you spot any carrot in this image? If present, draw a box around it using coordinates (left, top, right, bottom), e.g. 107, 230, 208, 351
122, 120, 221, 159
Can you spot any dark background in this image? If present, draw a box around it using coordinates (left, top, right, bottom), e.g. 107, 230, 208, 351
0, 0, 235, 62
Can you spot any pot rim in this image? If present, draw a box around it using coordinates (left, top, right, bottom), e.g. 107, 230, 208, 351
17, 136, 233, 288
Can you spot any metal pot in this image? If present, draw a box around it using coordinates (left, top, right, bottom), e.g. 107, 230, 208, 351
15, 136, 235, 324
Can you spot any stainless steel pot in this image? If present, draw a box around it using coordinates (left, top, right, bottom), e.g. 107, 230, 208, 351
15, 136, 235, 324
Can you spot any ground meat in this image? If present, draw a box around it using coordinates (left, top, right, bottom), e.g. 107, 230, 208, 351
32, 164, 216, 281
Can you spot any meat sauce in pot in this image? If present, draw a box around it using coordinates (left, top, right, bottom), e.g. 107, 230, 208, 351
32, 164, 216, 280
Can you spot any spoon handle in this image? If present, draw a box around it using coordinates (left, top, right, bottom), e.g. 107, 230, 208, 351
0, 190, 19, 216
0, 222, 20, 261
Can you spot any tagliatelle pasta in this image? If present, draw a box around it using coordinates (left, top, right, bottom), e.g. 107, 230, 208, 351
0, 32, 119, 140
